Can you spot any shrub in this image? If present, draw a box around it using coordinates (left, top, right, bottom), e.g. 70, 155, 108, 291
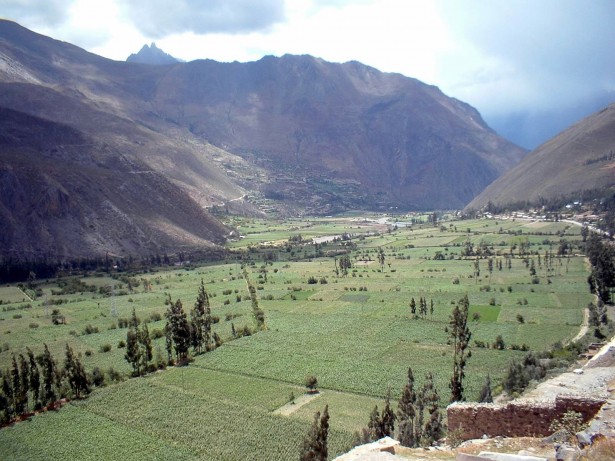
118, 340, 126, 348
107, 367, 123, 382
51, 308, 65, 324
99, 343, 112, 353
91, 367, 105, 387
516, 314, 525, 324
149, 312, 162, 322
493, 335, 505, 350
305, 375, 318, 393
83, 324, 99, 335
151, 328, 164, 339
29, 322, 39, 329
549, 411, 586, 442
307, 276, 318, 284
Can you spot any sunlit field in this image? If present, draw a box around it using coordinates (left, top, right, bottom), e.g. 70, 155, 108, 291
0, 216, 591, 460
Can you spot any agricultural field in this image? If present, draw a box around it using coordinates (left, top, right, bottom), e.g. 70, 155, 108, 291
0, 216, 592, 460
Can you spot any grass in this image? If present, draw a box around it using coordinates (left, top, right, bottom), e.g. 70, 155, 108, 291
0, 216, 592, 460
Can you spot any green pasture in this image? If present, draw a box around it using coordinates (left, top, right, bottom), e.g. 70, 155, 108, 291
0, 217, 593, 460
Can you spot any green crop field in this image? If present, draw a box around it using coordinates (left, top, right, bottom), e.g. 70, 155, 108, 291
0, 216, 592, 460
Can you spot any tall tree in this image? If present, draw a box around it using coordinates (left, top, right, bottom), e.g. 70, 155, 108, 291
139, 322, 153, 372
1, 372, 13, 422
125, 326, 141, 375
166, 298, 191, 363
191, 279, 212, 353
488, 258, 494, 282
419, 372, 442, 446
397, 368, 417, 447
381, 388, 395, 438
18, 353, 30, 412
11, 355, 25, 414
64, 344, 90, 399
300, 405, 329, 461
586, 234, 615, 304
40, 344, 58, 406
378, 247, 386, 272
447, 294, 472, 403
367, 405, 383, 440
27, 348, 40, 409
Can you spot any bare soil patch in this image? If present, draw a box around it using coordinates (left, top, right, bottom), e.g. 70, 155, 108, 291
273, 391, 321, 416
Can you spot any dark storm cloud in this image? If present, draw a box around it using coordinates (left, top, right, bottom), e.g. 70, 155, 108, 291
123, 0, 286, 38
2, 0, 72, 27
438, 0, 615, 147
441, 0, 615, 108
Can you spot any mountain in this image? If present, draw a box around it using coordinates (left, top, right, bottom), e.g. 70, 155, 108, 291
127, 43, 180, 65
466, 103, 615, 211
147, 55, 526, 210
0, 20, 526, 259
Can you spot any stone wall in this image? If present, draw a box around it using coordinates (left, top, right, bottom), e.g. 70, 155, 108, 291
447, 396, 605, 440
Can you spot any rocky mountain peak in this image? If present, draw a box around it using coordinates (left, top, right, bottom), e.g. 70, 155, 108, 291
126, 42, 179, 65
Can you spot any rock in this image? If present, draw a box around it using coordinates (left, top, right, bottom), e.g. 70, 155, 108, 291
544, 430, 568, 443
575, 430, 592, 447
333, 437, 404, 460
456, 454, 492, 461
555, 444, 580, 461
478, 452, 548, 461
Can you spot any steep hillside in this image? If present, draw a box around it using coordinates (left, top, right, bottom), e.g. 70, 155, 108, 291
0, 106, 229, 259
466, 103, 615, 210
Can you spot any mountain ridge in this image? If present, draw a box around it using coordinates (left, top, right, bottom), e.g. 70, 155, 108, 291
0, 19, 527, 258
466, 102, 615, 211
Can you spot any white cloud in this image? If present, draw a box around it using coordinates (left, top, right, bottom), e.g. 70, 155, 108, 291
120, 0, 285, 38
2, 0, 70, 27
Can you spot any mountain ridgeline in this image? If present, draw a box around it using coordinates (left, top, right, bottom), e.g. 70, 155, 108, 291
0, 19, 527, 259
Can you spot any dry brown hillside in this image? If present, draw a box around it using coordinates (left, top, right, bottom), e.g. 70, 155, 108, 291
467, 103, 615, 211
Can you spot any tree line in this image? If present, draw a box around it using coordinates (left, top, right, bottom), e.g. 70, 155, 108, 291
0, 343, 90, 425
126, 276, 264, 375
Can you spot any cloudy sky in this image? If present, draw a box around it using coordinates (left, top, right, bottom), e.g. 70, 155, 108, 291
3, 0, 615, 148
